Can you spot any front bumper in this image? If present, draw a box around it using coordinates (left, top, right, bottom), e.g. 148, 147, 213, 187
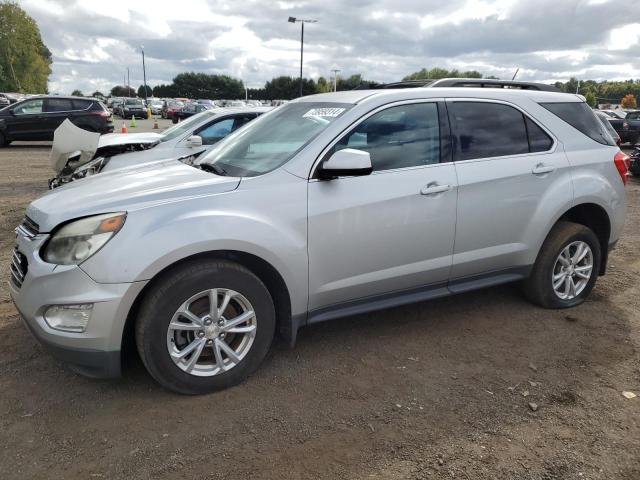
10, 232, 147, 378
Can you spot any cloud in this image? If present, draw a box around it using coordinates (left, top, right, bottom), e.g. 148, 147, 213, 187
17, 0, 640, 95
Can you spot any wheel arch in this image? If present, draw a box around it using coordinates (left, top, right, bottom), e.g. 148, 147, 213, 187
121, 250, 295, 359
557, 202, 611, 275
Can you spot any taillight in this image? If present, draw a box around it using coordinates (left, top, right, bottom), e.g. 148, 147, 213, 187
93, 110, 111, 118
614, 151, 631, 185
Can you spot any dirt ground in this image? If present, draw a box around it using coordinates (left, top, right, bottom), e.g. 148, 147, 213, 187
0, 135, 638, 479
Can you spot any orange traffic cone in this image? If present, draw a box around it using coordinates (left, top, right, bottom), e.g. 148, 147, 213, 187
120, 122, 127, 133
153, 117, 159, 129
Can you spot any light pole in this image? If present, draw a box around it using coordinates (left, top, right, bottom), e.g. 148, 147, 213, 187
288, 16, 317, 98
141, 45, 148, 101
127, 67, 130, 97
331, 68, 340, 92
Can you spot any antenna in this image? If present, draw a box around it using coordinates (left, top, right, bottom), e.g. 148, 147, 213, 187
511, 68, 519, 81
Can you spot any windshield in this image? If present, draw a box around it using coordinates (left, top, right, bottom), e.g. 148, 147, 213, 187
160, 109, 218, 142
199, 102, 352, 177
125, 99, 143, 106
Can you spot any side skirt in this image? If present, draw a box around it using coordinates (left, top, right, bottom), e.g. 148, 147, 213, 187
291, 266, 532, 345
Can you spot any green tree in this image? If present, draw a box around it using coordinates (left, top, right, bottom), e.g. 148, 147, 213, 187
171, 72, 244, 99
110, 85, 136, 97
585, 91, 597, 108
91, 90, 104, 99
71, 89, 83, 97
263, 76, 316, 99
317, 76, 331, 93
403, 67, 482, 81
0, 1, 51, 93
137, 84, 152, 98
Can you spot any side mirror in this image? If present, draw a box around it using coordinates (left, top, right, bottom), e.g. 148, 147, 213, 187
318, 148, 372, 180
186, 135, 203, 148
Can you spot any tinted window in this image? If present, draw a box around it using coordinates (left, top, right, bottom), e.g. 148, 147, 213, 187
540, 102, 616, 146
13, 99, 43, 114
197, 118, 234, 145
525, 117, 553, 152
334, 103, 440, 171
72, 99, 92, 110
626, 112, 640, 120
452, 102, 529, 160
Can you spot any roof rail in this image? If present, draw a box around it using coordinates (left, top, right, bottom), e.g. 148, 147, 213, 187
374, 78, 560, 92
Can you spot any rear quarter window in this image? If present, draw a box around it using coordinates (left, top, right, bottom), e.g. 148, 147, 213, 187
72, 99, 92, 110
540, 102, 616, 146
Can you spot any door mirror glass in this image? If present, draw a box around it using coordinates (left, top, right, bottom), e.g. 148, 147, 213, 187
318, 148, 372, 179
186, 135, 203, 148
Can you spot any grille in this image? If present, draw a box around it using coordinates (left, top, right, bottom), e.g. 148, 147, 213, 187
21, 216, 40, 236
10, 247, 28, 289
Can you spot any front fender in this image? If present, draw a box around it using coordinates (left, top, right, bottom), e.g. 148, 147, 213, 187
81, 171, 309, 316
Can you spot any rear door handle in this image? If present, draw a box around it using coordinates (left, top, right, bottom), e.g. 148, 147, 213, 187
420, 183, 451, 195
532, 163, 556, 175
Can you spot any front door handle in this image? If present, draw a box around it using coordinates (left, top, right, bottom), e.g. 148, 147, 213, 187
420, 183, 451, 195
532, 163, 556, 175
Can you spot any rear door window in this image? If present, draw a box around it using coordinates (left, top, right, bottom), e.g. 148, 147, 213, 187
45, 99, 73, 112
540, 102, 616, 146
72, 99, 92, 110
450, 102, 529, 161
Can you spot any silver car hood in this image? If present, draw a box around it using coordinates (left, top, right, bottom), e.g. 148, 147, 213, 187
28, 160, 240, 232
49, 120, 163, 174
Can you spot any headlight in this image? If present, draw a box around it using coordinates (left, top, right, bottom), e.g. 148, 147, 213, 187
42, 212, 126, 265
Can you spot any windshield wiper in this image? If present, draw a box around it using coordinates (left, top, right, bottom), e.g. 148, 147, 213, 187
199, 163, 228, 176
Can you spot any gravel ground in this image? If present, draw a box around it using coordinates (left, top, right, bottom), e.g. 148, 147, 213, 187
0, 137, 638, 480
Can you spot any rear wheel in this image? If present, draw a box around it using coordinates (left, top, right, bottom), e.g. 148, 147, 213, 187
0, 131, 7, 147
523, 221, 601, 308
135, 259, 276, 394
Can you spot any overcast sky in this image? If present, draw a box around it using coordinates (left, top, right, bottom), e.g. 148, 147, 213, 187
17, 0, 640, 95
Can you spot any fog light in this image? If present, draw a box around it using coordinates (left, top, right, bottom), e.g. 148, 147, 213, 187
44, 304, 93, 332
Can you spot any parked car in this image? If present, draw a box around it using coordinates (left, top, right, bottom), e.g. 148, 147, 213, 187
119, 98, 146, 119
10, 84, 628, 394
172, 102, 213, 123
49, 107, 271, 187
600, 109, 626, 120
161, 100, 184, 119
0, 96, 113, 147
621, 110, 640, 145
594, 110, 621, 145
0, 92, 23, 105
629, 145, 640, 176
148, 99, 164, 115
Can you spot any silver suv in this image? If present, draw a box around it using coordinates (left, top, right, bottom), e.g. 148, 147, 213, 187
10, 85, 629, 394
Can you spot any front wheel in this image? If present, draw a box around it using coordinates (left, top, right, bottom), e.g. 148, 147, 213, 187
135, 259, 275, 394
0, 131, 7, 147
523, 221, 601, 308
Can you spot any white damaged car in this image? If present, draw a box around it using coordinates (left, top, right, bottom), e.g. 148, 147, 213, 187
49, 106, 271, 188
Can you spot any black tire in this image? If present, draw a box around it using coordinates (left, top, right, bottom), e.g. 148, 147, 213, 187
172, 117, 178, 124
523, 221, 601, 309
135, 259, 275, 395
0, 131, 7, 147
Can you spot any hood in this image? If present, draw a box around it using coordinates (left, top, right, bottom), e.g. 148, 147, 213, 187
98, 131, 163, 148
49, 119, 101, 173
28, 160, 240, 232
49, 120, 163, 174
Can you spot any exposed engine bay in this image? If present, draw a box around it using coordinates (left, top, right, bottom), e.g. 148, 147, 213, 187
48, 119, 160, 188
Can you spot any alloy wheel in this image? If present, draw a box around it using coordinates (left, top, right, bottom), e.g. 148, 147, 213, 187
551, 241, 593, 300
166, 288, 257, 376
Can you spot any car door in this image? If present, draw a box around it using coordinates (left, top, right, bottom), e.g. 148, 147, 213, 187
307, 101, 458, 313
447, 99, 572, 283
43, 98, 74, 137
8, 98, 46, 140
